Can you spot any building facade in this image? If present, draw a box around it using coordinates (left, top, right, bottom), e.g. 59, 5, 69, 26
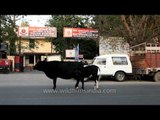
15, 38, 57, 69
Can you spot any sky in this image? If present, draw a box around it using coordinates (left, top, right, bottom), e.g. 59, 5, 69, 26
16, 15, 51, 27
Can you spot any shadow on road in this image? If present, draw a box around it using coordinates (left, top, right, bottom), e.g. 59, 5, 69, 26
85, 75, 154, 82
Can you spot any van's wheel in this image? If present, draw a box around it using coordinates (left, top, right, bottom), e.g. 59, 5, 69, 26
154, 71, 160, 82
115, 71, 125, 81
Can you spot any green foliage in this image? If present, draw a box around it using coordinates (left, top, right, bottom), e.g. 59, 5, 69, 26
0, 15, 10, 42
47, 15, 97, 59
0, 15, 19, 55
29, 39, 35, 49
20, 21, 29, 27
92, 15, 122, 37
92, 15, 160, 46
78, 39, 97, 59
52, 37, 67, 59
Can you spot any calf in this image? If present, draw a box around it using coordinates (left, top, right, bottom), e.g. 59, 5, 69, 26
33, 61, 84, 89
76, 64, 100, 89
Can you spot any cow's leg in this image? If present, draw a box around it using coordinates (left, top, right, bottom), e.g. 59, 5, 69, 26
81, 77, 84, 89
96, 80, 98, 89
53, 77, 57, 89
74, 70, 82, 89
75, 78, 84, 89
94, 76, 99, 89
75, 80, 79, 89
98, 75, 101, 81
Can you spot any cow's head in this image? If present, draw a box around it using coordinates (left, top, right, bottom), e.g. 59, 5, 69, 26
33, 61, 46, 71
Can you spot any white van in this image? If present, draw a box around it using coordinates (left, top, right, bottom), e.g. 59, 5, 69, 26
92, 53, 132, 81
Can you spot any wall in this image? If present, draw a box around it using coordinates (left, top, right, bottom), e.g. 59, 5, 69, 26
16, 39, 56, 54
99, 36, 130, 55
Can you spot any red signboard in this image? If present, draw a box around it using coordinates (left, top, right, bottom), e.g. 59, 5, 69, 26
63, 27, 98, 38
18, 27, 57, 38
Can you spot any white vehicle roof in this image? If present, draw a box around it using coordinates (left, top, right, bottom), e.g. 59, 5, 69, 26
95, 53, 129, 59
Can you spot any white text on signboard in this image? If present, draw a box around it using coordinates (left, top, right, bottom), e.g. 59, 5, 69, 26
63, 27, 98, 38
18, 27, 57, 38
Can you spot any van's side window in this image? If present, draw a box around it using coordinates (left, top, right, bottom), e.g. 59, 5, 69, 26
94, 58, 106, 65
112, 57, 128, 65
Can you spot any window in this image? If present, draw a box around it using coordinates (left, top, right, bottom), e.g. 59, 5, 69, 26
94, 58, 106, 65
29, 39, 35, 49
112, 57, 128, 65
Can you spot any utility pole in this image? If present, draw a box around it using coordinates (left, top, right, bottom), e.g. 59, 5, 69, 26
19, 37, 21, 55
0, 15, 2, 44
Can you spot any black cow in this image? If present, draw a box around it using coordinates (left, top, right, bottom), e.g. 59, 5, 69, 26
76, 64, 101, 89
33, 61, 84, 89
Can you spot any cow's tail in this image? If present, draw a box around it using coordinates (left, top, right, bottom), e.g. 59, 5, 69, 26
97, 67, 101, 81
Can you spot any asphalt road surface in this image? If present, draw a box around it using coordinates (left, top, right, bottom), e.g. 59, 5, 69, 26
0, 71, 160, 105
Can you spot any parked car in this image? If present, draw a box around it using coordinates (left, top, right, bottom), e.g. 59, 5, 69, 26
92, 53, 132, 81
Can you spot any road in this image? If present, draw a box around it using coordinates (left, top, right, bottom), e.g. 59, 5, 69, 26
0, 71, 160, 105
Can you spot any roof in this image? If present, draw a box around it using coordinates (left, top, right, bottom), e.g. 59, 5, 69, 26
95, 53, 129, 58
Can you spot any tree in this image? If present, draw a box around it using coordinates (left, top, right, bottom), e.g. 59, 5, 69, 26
6, 15, 20, 55
78, 39, 97, 59
20, 20, 29, 27
0, 15, 10, 43
46, 15, 97, 59
93, 15, 160, 46
92, 15, 122, 37
120, 15, 160, 45
0, 15, 23, 55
